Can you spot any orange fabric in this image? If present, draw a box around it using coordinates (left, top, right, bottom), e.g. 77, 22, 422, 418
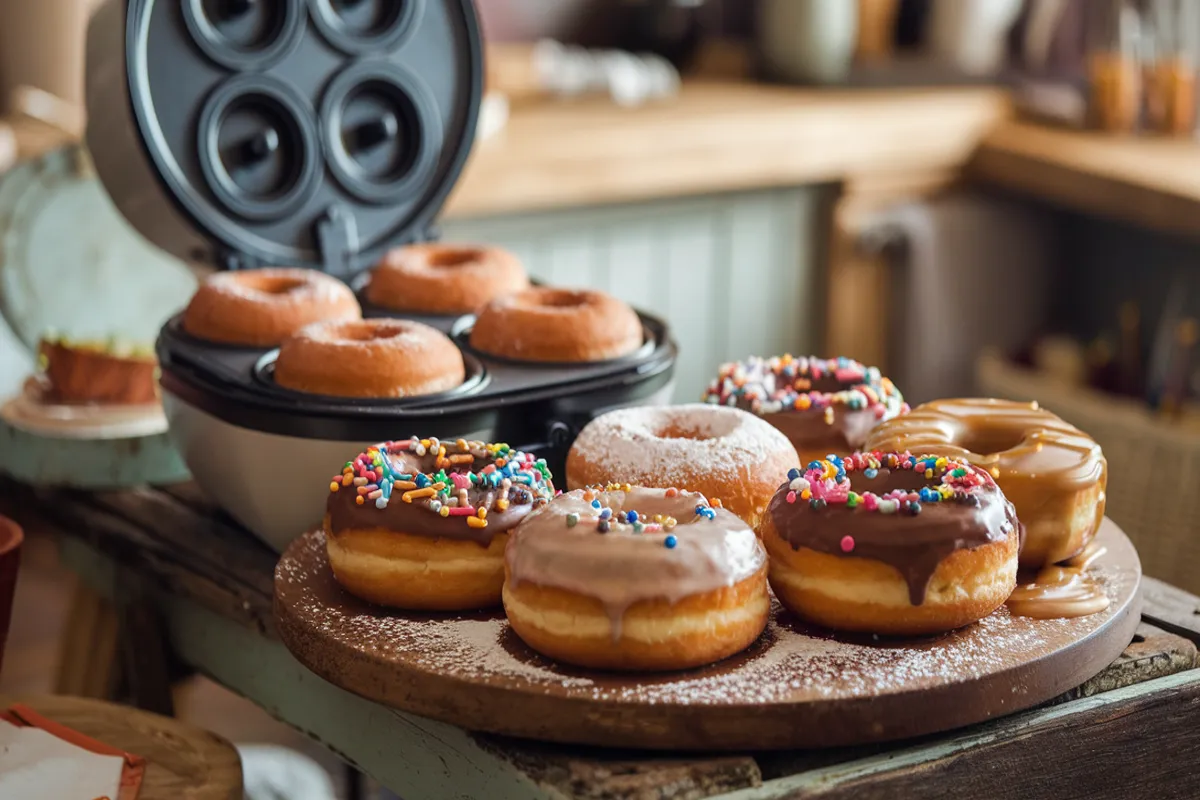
3, 704, 146, 800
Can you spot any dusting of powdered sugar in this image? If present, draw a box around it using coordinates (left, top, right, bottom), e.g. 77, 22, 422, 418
568, 403, 795, 484
277, 530, 1135, 706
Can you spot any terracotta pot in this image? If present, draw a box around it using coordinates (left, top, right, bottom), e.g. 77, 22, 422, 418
0, 516, 23, 675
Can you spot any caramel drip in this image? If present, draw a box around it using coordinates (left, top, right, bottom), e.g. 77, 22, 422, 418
1006, 541, 1110, 620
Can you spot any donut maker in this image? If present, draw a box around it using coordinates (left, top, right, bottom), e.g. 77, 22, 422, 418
83, 0, 676, 550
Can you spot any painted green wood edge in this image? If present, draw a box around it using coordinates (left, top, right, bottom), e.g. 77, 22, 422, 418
0, 420, 189, 488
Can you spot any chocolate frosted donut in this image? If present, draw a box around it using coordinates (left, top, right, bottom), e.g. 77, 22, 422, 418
325, 438, 555, 610
503, 485, 769, 671
760, 452, 1020, 636
702, 355, 907, 465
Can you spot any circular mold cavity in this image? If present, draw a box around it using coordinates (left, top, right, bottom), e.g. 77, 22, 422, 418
308, 0, 423, 55
198, 75, 322, 221
252, 347, 489, 404
183, 0, 305, 70
320, 62, 442, 205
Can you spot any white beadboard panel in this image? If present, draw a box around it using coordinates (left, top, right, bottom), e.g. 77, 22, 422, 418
441, 187, 828, 401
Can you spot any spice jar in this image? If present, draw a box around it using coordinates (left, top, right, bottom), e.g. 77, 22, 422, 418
1087, 0, 1143, 133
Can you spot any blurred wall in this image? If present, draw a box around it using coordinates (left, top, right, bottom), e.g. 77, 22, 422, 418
0, 0, 102, 111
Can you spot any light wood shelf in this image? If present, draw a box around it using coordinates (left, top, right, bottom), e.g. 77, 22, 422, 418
972, 121, 1200, 238
445, 82, 1011, 218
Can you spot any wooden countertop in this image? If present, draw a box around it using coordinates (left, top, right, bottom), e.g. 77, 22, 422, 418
444, 82, 1012, 218
972, 121, 1200, 238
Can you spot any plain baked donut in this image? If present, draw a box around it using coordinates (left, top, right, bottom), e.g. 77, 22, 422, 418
183, 267, 360, 346
864, 398, 1106, 568
275, 318, 465, 398
469, 287, 643, 362
366, 243, 530, 315
326, 438, 555, 610
702, 354, 908, 465
566, 404, 800, 529
503, 485, 769, 671
760, 452, 1020, 636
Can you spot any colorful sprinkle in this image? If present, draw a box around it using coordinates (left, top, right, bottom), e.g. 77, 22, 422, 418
840, 535, 855, 552
664, 535, 678, 549
703, 355, 906, 423
330, 439, 553, 533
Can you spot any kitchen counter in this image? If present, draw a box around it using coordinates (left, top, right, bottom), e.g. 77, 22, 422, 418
444, 82, 1012, 218
972, 121, 1200, 239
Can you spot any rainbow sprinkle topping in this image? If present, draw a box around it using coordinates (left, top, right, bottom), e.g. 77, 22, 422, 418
702, 355, 907, 422
784, 451, 990, 517
330, 438, 554, 529
572, 485, 720, 546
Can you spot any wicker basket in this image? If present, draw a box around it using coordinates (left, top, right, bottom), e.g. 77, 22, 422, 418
977, 350, 1200, 594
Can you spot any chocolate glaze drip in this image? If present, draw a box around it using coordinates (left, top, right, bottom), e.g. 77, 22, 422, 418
767, 467, 1018, 605
327, 446, 550, 546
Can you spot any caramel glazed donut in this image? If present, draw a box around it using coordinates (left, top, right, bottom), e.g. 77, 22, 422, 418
864, 398, 1106, 569
469, 287, 644, 363
325, 438, 555, 611
566, 404, 800, 530
702, 355, 908, 465
183, 267, 360, 346
365, 243, 530, 315
274, 318, 465, 398
504, 485, 769, 671
760, 452, 1020, 636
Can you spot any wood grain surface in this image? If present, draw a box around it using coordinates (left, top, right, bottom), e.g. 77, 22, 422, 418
972, 121, 1200, 240
0, 694, 242, 800
274, 519, 1141, 751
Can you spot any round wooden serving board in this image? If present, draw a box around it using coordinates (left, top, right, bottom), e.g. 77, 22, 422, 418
274, 518, 1142, 751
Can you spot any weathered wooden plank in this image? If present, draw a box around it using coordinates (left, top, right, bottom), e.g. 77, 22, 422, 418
23, 489, 275, 635
1141, 575, 1200, 644
89, 488, 277, 595
1046, 622, 1197, 704
473, 737, 763, 800
731, 670, 1200, 800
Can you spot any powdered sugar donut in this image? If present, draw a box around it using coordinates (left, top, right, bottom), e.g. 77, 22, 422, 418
566, 404, 800, 529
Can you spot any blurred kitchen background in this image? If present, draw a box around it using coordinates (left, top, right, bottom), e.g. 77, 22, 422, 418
3, 0, 1200, 797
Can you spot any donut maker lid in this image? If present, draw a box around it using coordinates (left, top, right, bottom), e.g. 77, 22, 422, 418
116, 0, 482, 277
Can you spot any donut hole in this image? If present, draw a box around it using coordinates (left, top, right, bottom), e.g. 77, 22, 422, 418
533, 290, 590, 309
319, 319, 412, 343
848, 466, 938, 495
654, 412, 740, 442
249, 275, 308, 295
959, 428, 1028, 456
427, 248, 483, 269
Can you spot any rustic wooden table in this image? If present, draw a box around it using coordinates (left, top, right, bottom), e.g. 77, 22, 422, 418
2, 476, 1198, 800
